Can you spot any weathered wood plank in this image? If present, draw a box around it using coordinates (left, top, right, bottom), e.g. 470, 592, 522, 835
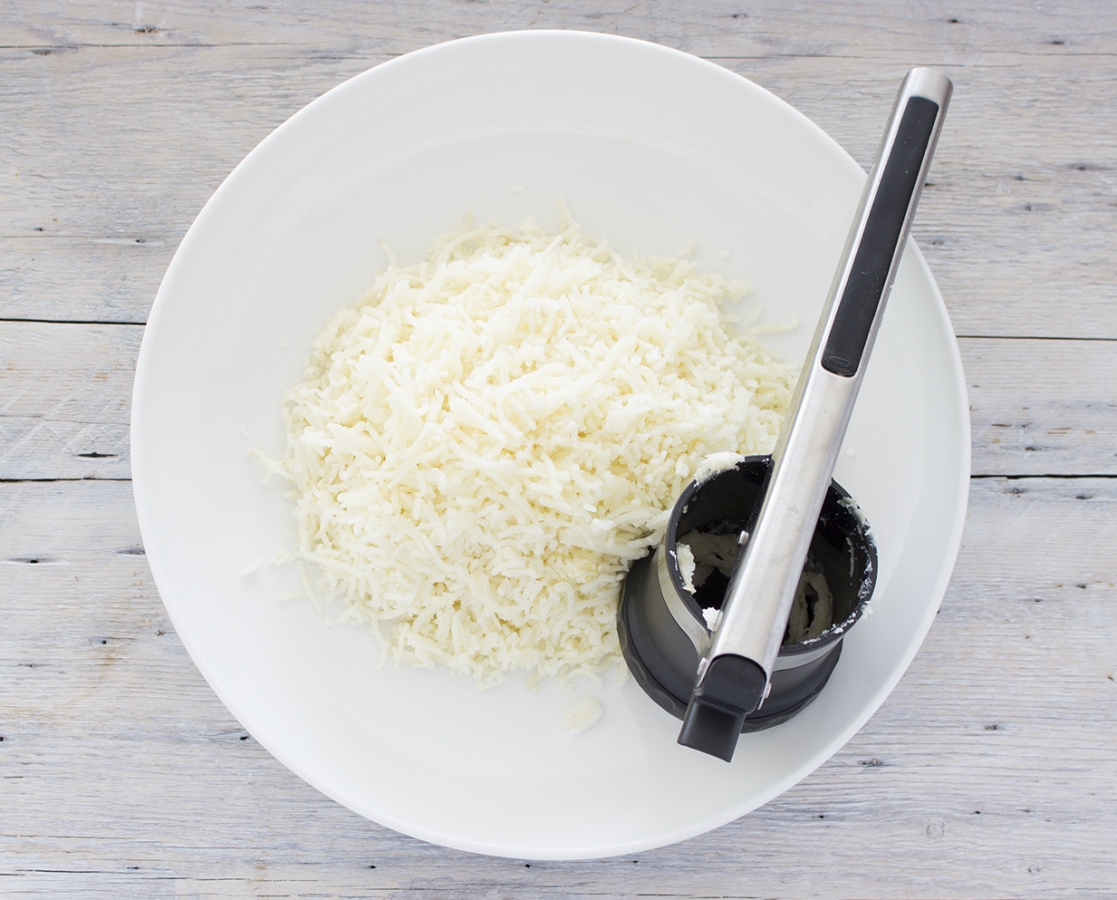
4, 325, 1115, 480
0, 238, 159, 325
0, 322, 138, 480
965, 337, 1117, 476
722, 57, 1117, 343
0, 0, 1111, 58
1, 29, 1115, 337
1, 477, 1114, 897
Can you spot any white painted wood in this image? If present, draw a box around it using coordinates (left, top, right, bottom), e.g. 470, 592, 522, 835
2, 478, 1115, 896
0, 322, 138, 480
1, 0, 1111, 59
5, 328, 1115, 480
3, 0, 1117, 895
1, 10, 1116, 336
964, 337, 1117, 476
0, 237, 160, 325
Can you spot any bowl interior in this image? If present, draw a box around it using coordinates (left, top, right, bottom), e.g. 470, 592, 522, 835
132, 31, 969, 859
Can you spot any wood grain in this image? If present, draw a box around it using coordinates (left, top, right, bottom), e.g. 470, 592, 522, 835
0, 322, 138, 480
2, 477, 1114, 897
1, 0, 1112, 58
2, 6, 1117, 337
966, 337, 1117, 476
4, 328, 1116, 480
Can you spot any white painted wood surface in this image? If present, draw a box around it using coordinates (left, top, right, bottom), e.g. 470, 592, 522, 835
2, 1, 1115, 896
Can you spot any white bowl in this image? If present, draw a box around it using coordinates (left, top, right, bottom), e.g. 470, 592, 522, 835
132, 31, 969, 859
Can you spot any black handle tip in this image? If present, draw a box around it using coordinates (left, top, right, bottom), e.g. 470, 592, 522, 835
678, 654, 767, 761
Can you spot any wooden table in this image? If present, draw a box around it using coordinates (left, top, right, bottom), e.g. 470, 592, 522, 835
3, 2, 1115, 896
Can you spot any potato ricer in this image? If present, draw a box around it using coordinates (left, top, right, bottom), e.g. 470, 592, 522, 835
618, 68, 952, 761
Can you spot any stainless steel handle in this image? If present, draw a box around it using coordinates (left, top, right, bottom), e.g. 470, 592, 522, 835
678, 68, 952, 761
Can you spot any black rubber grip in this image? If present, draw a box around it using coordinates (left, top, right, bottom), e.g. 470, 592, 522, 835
822, 96, 940, 377
677, 654, 767, 761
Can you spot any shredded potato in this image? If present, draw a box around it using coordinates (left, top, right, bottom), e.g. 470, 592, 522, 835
270, 209, 794, 685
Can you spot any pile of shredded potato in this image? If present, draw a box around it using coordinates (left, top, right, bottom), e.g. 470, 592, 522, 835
269, 210, 794, 685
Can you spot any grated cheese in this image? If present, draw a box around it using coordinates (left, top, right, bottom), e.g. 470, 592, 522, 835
272, 211, 794, 685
